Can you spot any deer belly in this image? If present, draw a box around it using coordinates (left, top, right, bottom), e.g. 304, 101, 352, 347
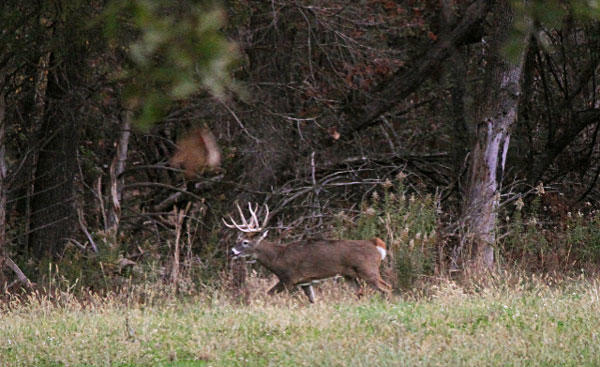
296, 275, 342, 287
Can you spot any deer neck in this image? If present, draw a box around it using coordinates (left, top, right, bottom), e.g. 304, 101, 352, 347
255, 241, 283, 273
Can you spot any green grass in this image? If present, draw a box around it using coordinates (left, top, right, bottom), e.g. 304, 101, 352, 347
2, 277, 600, 367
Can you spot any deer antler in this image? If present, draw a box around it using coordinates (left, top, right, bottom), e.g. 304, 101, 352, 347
261, 204, 269, 229
222, 203, 256, 232
248, 203, 260, 228
249, 203, 269, 229
222, 202, 269, 232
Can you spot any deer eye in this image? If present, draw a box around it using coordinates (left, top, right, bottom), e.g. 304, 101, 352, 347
241, 240, 250, 247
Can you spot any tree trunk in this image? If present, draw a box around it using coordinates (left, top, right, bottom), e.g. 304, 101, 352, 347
107, 110, 132, 235
24, 46, 52, 255
29, 65, 81, 259
0, 87, 7, 284
459, 1, 531, 270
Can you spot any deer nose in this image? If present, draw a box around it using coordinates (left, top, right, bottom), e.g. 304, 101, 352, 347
231, 248, 241, 256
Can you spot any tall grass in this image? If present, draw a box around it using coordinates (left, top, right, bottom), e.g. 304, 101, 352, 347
2, 275, 600, 366
6, 180, 600, 366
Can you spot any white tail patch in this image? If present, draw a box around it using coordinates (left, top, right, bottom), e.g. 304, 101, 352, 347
373, 237, 387, 260
376, 246, 387, 260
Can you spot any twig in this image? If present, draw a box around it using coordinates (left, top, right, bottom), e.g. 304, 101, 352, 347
152, 174, 224, 212
219, 100, 260, 142
97, 176, 107, 231
77, 206, 98, 253
123, 182, 205, 202
171, 203, 190, 287
311, 151, 317, 187
65, 237, 86, 251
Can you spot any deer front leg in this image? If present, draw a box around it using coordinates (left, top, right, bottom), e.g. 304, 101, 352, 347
363, 273, 391, 297
267, 281, 285, 295
300, 284, 315, 303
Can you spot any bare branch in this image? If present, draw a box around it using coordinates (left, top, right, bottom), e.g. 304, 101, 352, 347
339, 0, 490, 138
77, 206, 98, 253
5, 257, 33, 288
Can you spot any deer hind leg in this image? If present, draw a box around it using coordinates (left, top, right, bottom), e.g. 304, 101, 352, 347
361, 272, 391, 296
379, 278, 392, 291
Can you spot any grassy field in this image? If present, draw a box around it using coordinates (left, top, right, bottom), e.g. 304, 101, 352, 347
2, 275, 600, 367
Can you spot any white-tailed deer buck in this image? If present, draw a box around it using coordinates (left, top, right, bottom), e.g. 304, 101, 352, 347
223, 203, 391, 303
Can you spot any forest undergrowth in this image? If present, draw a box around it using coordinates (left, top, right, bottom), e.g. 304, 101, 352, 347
7, 180, 600, 299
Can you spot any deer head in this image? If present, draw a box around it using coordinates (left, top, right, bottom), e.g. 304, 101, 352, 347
222, 202, 269, 260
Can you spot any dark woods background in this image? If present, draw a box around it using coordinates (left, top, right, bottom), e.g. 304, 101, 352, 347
1, 0, 600, 294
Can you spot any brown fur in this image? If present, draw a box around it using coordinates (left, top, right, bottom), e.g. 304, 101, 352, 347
170, 128, 221, 177
373, 237, 386, 249
232, 237, 391, 302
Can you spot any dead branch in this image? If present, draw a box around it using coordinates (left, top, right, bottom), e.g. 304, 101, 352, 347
5, 257, 33, 289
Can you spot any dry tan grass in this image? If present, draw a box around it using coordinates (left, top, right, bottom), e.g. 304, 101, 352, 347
2, 273, 600, 366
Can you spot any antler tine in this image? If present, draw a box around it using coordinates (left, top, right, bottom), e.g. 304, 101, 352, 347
222, 215, 242, 229
248, 202, 261, 230
262, 204, 270, 228
255, 203, 262, 229
222, 217, 235, 228
222, 202, 263, 232
236, 202, 249, 227
222, 216, 258, 232
222, 202, 270, 233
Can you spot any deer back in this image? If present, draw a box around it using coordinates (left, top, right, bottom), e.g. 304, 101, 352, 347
255, 238, 385, 285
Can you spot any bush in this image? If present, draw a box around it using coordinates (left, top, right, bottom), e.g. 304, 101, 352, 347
499, 193, 600, 273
